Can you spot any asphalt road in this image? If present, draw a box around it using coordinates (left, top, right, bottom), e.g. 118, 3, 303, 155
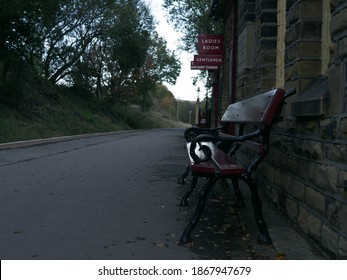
0, 128, 327, 260
0, 128, 200, 260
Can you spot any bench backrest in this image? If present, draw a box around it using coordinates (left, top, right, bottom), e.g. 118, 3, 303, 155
221, 88, 285, 126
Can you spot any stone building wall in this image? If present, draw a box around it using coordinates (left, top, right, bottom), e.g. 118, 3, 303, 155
284, 0, 324, 92
257, 0, 347, 258
253, 0, 278, 94
236, 0, 256, 99
212, 0, 347, 257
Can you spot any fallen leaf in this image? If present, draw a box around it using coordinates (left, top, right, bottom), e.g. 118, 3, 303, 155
275, 253, 288, 260
157, 243, 168, 248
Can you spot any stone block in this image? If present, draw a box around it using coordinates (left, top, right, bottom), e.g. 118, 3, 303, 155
328, 63, 345, 114
339, 118, 347, 139
284, 77, 316, 94
259, 64, 277, 77
294, 138, 324, 160
286, 198, 299, 221
286, 21, 322, 46
286, 0, 297, 12
259, 162, 274, 183
305, 187, 326, 215
338, 169, 347, 194
286, 41, 322, 62
298, 206, 322, 241
270, 133, 294, 151
330, 0, 340, 11
257, 0, 277, 10
320, 118, 337, 139
322, 224, 339, 255
273, 168, 283, 186
270, 149, 289, 170
254, 51, 277, 65
256, 38, 277, 51
297, 120, 319, 135
329, 41, 337, 65
271, 187, 279, 204
326, 143, 347, 164
274, 118, 297, 134
292, 179, 306, 200
285, 59, 322, 80
337, 203, 347, 230
280, 173, 294, 195
326, 197, 340, 227
258, 11, 277, 23
297, 158, 311, 181
287, 0, 323, 24
339, 235, 347, 259
260, 25, 277, 37
309, 163, 338, 191
326, 199, 347, 230
330, 7, 347, 38
338, 37, 347, 58
286, 155, 300, 175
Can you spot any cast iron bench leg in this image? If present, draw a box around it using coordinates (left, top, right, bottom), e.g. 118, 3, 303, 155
179, 176, 218, 244
246, 178, 272, 245
179, 175, 198, 206
178, 164, 190, 186
231, 178, 246, 208
221, 178, 245, 208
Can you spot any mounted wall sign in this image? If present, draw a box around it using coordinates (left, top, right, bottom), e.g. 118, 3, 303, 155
197, 34, 224, 55
190, 61, 219, 70
193, 54, 223, 66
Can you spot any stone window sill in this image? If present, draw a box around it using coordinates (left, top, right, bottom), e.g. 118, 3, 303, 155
291, 77, 329, 117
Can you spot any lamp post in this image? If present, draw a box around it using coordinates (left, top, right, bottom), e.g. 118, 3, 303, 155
195, 87, 200, 126
176, 98, 180, 123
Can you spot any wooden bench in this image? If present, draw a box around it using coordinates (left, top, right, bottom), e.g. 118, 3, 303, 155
178, 88, 296, 245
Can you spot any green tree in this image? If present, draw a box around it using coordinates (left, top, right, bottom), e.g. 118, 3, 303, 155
0, 0, 181, 110
41, 0, 113, 84
163, 0, 222, 53
70, 0, 156, 103
133, 34, 181, 111
0, 0, 114, 84
106, 0, 154, 103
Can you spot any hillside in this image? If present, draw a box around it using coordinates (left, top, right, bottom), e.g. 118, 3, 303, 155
0, 85, 191, 144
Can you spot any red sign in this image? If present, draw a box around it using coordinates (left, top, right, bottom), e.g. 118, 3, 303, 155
198, 34, 224, 55
194, 54, 223, 66
190, 61, 219, 70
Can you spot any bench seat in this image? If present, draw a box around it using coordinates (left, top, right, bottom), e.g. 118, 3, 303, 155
188, 142, 245, 175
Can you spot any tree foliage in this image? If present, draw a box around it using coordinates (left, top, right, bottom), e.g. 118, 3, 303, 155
133, 33, 181, 110
0, 0, 181, 108
163, 0, 223, 53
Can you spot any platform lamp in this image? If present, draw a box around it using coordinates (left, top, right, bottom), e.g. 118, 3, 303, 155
195, 87, 200, 126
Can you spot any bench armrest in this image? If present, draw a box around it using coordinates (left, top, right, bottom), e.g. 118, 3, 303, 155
284, 88, 296, 99
189, 129, 262, 163
184, 126, 224, 142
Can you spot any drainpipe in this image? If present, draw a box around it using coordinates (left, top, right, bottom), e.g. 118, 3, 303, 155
214, 70, 219, 127
225, 0, 238, 135
231, 0, 238, 104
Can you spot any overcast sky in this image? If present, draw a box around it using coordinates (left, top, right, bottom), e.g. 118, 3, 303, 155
144, 0, 203, 101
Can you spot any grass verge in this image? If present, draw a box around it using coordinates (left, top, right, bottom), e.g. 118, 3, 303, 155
0, 91, 188, 144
